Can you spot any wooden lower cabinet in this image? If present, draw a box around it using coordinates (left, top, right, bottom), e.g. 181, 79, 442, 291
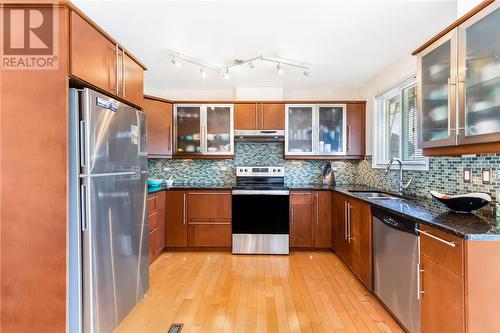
420, 255, 464, 333
165, 190, 188, 248
290, 191, 332, 248
148, 191, 166, 264
188, 224, 231, 247
331, 192, 372, 290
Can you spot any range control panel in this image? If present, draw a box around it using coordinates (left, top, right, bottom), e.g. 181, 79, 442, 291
236, 166, 285, 177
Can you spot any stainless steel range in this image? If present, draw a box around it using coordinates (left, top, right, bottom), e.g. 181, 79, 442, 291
232, 166, 289, 254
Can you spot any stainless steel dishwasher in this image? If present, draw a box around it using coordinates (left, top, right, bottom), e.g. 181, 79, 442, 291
373, 207, 420, 333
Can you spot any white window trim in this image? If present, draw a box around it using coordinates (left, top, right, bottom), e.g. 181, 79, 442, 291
372, 75, 429, 172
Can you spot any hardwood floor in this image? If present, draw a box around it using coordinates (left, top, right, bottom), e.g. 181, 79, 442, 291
115, 251, 403, 333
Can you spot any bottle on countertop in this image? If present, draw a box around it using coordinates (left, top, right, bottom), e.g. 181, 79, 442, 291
322, 162, 335, 186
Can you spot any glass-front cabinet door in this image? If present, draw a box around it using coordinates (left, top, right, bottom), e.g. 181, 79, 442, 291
417, 31, 458, 148
286, 105, 314, 155
174, 105, 202, 154
458, 3, 500, 144
318, 105, 346, 155
205, 105, 234, 155
174, 104, 234, 156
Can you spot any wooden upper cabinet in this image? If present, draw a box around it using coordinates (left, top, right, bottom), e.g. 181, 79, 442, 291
123, 53, 144, 108
70, 11, 145, 108
234, 103, 258, 130
234, 102, 285, 130
346, 103, 365, 157
262, 103, 285, 130
70, 11, 116, 95
144, 97, 173, 157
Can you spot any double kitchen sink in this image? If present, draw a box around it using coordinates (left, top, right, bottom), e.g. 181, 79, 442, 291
348, 189, 403, 200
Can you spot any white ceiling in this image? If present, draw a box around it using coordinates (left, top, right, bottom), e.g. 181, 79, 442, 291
73, 0, 457, 99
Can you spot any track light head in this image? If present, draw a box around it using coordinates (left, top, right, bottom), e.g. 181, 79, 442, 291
277, 63, 284, 75
248, 62, 254, 69
200, 68, 207, 79
224, 68, 230, 80
170, 56, 182, 68
303, 71, 309, 77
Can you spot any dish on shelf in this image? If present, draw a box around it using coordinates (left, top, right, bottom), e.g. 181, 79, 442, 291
428, 106, 448, 121
428, 63, 448, 76
470, 101, 494, 112
468, 119, 500, 135
428, 86, 447, 99
430, 191, 491, 213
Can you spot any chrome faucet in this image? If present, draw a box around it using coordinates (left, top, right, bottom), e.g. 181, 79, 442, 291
385, 158, 412, 195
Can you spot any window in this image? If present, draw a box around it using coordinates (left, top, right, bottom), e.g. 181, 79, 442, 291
373, 76, 429, 171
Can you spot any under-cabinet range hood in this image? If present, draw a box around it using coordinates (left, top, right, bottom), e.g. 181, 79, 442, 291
234, 130, 285, 142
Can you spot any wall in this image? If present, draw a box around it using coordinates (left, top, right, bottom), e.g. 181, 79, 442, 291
148, 142, 358, 185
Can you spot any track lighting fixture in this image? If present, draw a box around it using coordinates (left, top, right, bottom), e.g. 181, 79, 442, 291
169, 51, 309, 80
200, 68, 207, 79
277, 63, 284, 75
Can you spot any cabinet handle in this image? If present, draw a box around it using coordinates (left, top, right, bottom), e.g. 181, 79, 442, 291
255, 103, 258, 130
261, 104, 264, 129
315, 193, 319, 224
168, 125, 172, 152
415, 228, 456, 247
417, 263, 425, 299
115, 44, 119, 95
347, 203, 351, 243
347, 125, 351, 152
121, 47, 125, 97
291, 207, 294, 225
183, 193, 187, 225
344, 201, 348, 240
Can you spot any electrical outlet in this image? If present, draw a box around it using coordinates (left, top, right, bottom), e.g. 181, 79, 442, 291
463, 168, 471, 183
482, 168, 491, 185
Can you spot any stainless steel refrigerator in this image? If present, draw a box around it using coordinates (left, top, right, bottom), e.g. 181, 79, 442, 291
68, 88, 148, 333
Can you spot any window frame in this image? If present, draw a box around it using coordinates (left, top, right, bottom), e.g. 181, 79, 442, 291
372, 76, 429, 171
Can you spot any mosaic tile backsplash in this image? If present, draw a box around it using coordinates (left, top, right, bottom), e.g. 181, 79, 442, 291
148, 142, 359, 185
148, 143, 500, 204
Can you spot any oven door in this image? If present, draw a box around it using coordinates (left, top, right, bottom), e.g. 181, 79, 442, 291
232, 189, 289, 254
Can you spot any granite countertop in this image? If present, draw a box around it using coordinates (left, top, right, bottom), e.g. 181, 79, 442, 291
147, 182, 500, 240
332, 185, 500, 240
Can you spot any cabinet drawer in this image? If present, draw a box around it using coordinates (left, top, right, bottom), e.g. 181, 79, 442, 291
188, 224, 231, 247
148, 212, 159, 232
148, 230, 156, 265
187, 191, 231, 221
290, 192, 313, 205
147, 194, 158, 214
419, 224, 464, 276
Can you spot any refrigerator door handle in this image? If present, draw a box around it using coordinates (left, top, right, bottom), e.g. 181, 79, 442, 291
80, 120, 87, 168
80, 184, 88, 231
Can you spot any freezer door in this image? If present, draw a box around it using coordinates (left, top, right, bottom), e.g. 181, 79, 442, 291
81, 88, 146, 175
82, 172, 148, 333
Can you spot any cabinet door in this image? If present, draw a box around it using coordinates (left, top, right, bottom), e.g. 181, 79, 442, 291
262, 103, 285, 130
290, 201, 314, 248
332, 193, 350, 265
458, 3, 500, 145
165, 191, 187, 247
234, 103, 258, 130
420, 255, 465, 333
317, 105, 346, 155
174, 105, 202, 155
285, 105, 315, 155
186, 191, 231, 221
205, 105, 234, 155
188, 224, 231, 247
70, 11, 116, 94
144, 98, 173, 157
349, 199, 372, 290
148, 230, 156, 264
156, 191, 166, 253
346, 103, 365, 156
418, 30, 458, 148
123, 53, 144, 108
313, 191, 331, 248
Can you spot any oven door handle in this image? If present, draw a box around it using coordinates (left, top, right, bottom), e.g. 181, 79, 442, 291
232, 189, 289, 195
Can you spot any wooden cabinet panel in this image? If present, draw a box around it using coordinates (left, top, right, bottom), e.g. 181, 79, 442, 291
70, 11, 116, 94
290, 192, 313, 205
346, 103, 365, 156
420, 255, 465, 333
290, 200, 314, 248
420, 224, 464, 276
148, 212, 159, 233
234, 103, 258, 130
148, 231, 157, 264
144, 97, 173, 157
188, 224, 231, 247
156, 191, 166, 253
165, 191, 187, 247
147, 194, 158, 214
123, 53, 144, 108
262, 103, 285, 130
349, 198, 372, 290
313, 191, 331, 248
332, 193, 350, 265
186, 191, 231, 221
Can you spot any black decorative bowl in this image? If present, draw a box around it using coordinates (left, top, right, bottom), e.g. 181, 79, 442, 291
430, 191, 491, 213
